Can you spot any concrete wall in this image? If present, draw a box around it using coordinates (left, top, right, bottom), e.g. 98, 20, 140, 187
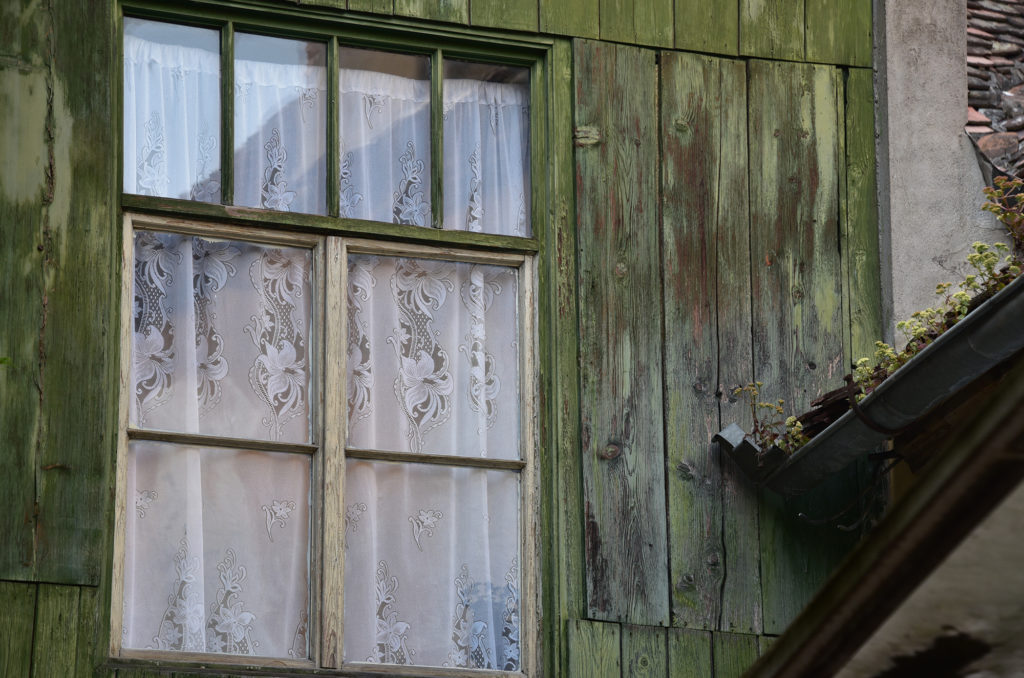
876, 0, 1004, 341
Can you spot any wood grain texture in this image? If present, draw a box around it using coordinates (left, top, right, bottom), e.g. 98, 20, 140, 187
710, 58, 760, 635
740, 0, 804, 61
347, 0, 393, 13
471, 0, 538, 33
566, 619, 620, 678
393, 0, 468, 24
758, 634, 778, 654
747, 59, 857, 634
32, 584, 80, 677
674, 0, 738, 55
713, 631, 760, 678
622, 624, 667, 677
660, 50, 729, 630
0, 581, 36, 677
667, 627, 713, 678
574, 38, 669, 627
600, 0, 673, 48
806, 0, 872, 67
843, 68, 881, 361
546, 38, 586, 678
540, 0, 599, 39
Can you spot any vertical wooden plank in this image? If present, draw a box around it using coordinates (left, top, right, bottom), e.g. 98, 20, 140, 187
758, 634, 778, 655
844, 68, 881, 361
574, 38, 669, 627
76, 585, 113, 678
544, 37, 586, 678
748, 59, 857, 634
667, 627, 713, 678
712, 631, 760, 678
393, 0, 468, 24
347, 0, 393, 13
660, 51, 727, 630
32, 584, 80, 677
540, 0, 599, 39
566, 619, 621, 678
622, 624, 667, 677
471, 0, 538, 33
32, 0, 115, 585
600, 0, 673, 47
740, 0, 804, 61
674, 0, 738, 55
0, 582, 36, 677
806, 0, 872, 67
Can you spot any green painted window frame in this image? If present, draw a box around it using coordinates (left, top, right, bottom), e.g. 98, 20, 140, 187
110, 2, 569, 676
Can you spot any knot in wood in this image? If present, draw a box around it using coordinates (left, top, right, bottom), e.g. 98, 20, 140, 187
677, 573, 696, 591
676, 461, 695, 481
613, 262, 628, 278
600, 443, 622, 460
573, 125, 602, 147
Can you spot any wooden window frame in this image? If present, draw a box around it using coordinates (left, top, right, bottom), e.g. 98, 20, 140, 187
110, 2, 557, 676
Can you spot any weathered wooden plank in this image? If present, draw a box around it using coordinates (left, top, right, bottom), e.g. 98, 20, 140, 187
76, 585, 113, 678
661, 51, 729, 630
545, 38, 586, 678
0, 581, 36, 677
806, 0, 872, 67
740, 0, 804, 61
540, 0, 599, 39
674, 0, 738, 55
713, 631, 760, 678
574, 38, 669, 627
667, 627, 713, 678
471, 0, 538, 33
622, 624, 667, 677
32, 584, 80, 677
748, 59, 857, 634
758, 634, 778, 655
347, 0, 393, 14
30, 0, 116, 585
599, 0, 673, 47
393, 0, 468, 24
566, 619, 620, 678
844, 68, 881, 362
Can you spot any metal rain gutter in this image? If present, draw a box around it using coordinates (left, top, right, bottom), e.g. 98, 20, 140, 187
761, 273, 1024, 496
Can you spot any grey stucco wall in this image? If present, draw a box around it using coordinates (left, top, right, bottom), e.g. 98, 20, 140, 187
876, 0, 1004, 341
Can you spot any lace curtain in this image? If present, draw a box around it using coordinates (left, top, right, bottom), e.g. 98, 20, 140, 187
123, 20, 530, 236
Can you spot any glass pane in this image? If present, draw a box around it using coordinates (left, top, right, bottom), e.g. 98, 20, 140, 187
338, 47, 431, 225
123, 440, 311, 659
443, 60, 530, 237
123, 18, 221, 202
343, 460, 521, 670
234, 34, 327, 215
131, 230, 314, 443
346, 254, 521, 459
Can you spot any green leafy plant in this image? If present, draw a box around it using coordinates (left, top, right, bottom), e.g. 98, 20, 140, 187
982, 176, 1024, 253
733, 382, 809, 455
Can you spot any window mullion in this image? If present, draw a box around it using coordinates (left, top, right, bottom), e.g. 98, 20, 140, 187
430, 47, 444, 229
220, 21, 234, 206
327, 37, 340, 218
321, 235, 348, 669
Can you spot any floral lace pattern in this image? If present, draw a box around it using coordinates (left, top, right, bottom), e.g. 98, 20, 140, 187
192, 238, 241, 416
363, 93, 386, 128
388, 258, 456, 452
245, 247, 310, 441
347, 256, 378, 427
339, 143, 364, 218
465, 146, 483, 232
136, 113, 169, 196
260, 128, 297, 211
392, 141, 429, 227
135, 489, 157, 518
409, 508, 443, 551
445, 565, 494, 669
189, 130, 221, 202
205, 549, 259, 655
459, 266, 507, 441
261, 499, 295, 542
133, 231, 181, 426
502, 558, 520, 671
150, 534, 205, 652
368, 560, 415, 665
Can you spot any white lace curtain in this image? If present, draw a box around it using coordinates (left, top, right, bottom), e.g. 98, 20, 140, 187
123, 20, 530, 236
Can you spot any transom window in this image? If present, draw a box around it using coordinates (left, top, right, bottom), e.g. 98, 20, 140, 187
112, 7, 543, 677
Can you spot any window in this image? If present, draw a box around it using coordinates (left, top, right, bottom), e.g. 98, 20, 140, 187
112, 7, 544, 676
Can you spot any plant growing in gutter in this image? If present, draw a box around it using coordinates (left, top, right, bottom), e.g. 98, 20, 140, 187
982, 175, 1024, 253
732, 382, 809, 455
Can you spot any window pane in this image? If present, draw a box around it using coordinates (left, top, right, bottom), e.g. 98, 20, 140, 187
443, 60, 530, 237
123, 441, 311, 659
123, 18, 221, 202
338, 48, 431, 225
346, 254, 521, 459
131, 230, 313, 443
343, 460, 521, 670
234, 34, 327, 215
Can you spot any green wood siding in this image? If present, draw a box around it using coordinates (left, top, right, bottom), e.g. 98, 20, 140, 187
2, 1, 879, 677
